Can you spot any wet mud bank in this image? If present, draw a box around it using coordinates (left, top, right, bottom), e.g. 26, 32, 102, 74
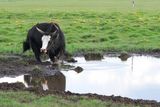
0, 82, 159, 107
0, 53, 160, 106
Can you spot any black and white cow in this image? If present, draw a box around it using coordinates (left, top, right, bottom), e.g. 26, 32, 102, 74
23, 22, 65, 63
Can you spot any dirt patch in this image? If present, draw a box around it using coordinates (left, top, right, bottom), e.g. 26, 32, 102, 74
118, 52, 131, 61
65, 92, 160, 107
0, 54, 59, 77
84, 53, 103, 61
0, 82, 25, 91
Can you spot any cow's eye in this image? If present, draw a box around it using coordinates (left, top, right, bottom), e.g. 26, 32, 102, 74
49, 40, 51, 44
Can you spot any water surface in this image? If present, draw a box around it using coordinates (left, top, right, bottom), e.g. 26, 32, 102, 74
0, 55, 160, 101
62, 55, 160, 101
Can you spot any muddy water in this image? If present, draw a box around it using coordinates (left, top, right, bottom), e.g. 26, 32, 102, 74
0, 55, 160, 101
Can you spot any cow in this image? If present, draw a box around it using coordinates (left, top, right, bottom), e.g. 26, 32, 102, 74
23, 22, 65, 63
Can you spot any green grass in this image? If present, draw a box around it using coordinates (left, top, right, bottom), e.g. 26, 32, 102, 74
0, 0, 159, 106
0, 0, 160, 12
0, 0, 160, 55
0, 91, 140, 107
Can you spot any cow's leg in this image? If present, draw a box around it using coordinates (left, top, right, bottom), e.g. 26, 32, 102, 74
48, 50, 60, 65
48, 50, 55, 63
59, 49, 65, 64
48, 51, 61, 70
31, 42, 41, 62
34, 52, 41, 63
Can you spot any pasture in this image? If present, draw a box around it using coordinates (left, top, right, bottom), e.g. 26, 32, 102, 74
0, 0, 160, 106
0, 0, 160, 54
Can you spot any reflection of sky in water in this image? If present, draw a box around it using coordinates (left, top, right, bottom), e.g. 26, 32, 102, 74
62, 56, 160, 101
0, 76, 24, 83
0, 56, 160, 101
0, 75, 28, 87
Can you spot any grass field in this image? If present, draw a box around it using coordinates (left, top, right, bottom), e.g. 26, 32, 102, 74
0, 91, 141, 107
0, 0, 160, 12
0, 0, 160, 54
0, 0, 160, 106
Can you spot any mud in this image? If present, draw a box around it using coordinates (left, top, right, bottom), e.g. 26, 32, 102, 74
0, 82, 25, 91
118, 52, 131, 61
0, 54, 60, 77
84, 53, 103, 61
0, 53, 160, 106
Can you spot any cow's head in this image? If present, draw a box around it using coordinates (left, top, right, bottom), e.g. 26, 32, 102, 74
36, 25, 59, 53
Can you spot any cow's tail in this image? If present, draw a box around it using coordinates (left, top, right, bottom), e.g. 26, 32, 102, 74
23, 36, 30, 53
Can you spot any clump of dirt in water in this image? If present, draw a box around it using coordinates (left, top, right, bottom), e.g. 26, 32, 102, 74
118, 52, 131, 61
84, 53, 103, 61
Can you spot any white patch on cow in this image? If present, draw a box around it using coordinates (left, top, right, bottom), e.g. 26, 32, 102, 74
41, 35, 51, 51
42, 58, 52, 64
41, 80, 49, 91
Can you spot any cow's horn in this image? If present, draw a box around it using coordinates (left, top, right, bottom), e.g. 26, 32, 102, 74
36, 27, 45, 34
51, 30, 57, 35
53, 24, 59, 31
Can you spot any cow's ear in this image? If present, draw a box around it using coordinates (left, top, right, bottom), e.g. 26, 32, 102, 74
51, 31, 59, 39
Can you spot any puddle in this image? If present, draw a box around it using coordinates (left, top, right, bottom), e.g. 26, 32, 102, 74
63, 55, 160, 101
0, 71, 65, 91
0, 55, 160, 101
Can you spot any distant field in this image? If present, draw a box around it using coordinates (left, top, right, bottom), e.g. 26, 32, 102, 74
0, 0, 160, 54
0, 0, 160, 12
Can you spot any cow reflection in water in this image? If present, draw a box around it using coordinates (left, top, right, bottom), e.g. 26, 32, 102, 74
24, 71, 65, 91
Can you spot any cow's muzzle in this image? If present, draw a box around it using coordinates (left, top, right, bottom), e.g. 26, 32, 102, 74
40, 48, 47, 53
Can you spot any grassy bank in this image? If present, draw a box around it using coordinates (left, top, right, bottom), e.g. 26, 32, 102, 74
0, 91, 142, 107
0, 0, 160, 54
